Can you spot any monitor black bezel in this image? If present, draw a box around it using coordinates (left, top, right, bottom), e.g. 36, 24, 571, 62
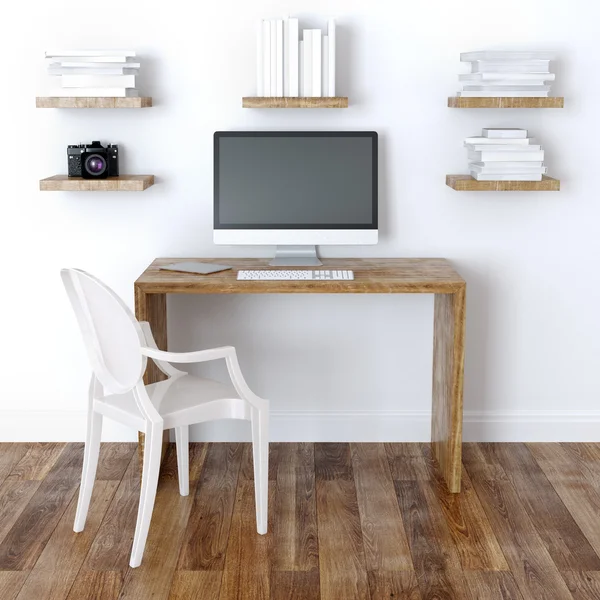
214, 131, 378, 230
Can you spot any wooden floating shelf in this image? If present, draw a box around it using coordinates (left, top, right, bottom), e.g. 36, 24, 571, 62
40, 175, 155, 192
448, 96, 564, 109
36, 97, 152, 108
446, 175, 560, 191
242, 97, 348, 108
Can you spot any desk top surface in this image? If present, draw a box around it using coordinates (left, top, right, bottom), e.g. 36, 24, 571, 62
135, 258, 465, 294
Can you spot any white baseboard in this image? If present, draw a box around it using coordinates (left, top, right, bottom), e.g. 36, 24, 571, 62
1, 409, 600, 443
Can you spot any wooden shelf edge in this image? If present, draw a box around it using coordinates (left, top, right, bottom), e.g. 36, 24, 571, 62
446, 175, 560, 191
40, 175, 155, 191
447, 96, 564, 108
36, 97, 152, 108
242, 96, 348, 108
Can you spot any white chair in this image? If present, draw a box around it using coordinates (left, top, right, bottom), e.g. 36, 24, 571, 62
61, 268, 269, 568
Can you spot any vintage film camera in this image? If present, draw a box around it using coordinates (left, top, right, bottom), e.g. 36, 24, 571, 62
67, 141, 119, 179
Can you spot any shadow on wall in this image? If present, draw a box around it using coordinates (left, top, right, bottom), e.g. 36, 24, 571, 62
459, 261, 494, 437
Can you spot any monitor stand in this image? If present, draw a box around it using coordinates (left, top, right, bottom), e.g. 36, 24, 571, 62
269, 245, 323, 267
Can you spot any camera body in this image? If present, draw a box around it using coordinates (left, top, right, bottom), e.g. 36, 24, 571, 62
67, 141, 119, 179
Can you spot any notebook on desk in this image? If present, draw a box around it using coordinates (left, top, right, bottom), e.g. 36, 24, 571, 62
159, 262, 232, 275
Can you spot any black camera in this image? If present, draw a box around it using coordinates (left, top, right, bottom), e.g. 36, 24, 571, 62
67, 141, 119, 179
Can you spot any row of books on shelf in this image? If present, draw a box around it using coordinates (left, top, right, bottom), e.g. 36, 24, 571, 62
45, 50, 140, 97
457, 51, 556, 98
257, 18, 336, 98
465, 128, 547, 181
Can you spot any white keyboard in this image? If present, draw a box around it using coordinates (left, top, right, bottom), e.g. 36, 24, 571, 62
237, 269, 354, 281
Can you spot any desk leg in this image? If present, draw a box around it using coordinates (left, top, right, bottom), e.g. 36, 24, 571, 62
134, 287, 170, 470
431, 287, 466, 493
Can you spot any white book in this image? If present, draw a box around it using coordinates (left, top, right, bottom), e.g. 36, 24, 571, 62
470, 60, 550, 73
483, 128, 528, 139
461, 80, 553, 87
270, 20, 277, 96
284, 18, 299, 97
46, 49, 136, 57
459, 72, 555, 82
299, 41, 304, 97
322, 36, 329, 100
262, 20, 271, 96
47, 61, 141, 69
458, 91, 549, 97
45, 56, 131, 63
50, 88, 139, 97
470, 172, 543, 181
303, 31, 312, 97
327, 19, 336, 97
463, 137, 531, 146
461, 51, 554, 61
276, 20, 284, 96
48, 67, 139, 76
61, 74, 136, 88
468, 150, 544, 161
311, 29, 322, 97
462, 85, 550, 92
470, 162, 546, 173
257, 20, 263, 97
466, 144, 541, 152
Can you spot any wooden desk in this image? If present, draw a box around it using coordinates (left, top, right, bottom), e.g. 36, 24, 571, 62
134, 258, 466, 492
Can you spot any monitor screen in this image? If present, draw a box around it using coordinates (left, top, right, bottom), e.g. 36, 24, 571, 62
214, 132, 377, 229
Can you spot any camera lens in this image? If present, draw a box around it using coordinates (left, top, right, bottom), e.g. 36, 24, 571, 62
84, 154, 107, 176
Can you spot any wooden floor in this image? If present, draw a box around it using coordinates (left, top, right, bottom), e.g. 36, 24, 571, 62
0, 443, 600, 599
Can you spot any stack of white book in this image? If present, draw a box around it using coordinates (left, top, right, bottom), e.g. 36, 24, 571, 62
465, 128, 547, 181
457, 51, 555, 97
45, 50, 140, 97
256, 18, 336, 97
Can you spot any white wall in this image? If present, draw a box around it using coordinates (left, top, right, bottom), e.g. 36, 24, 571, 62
1, 0, 599, 442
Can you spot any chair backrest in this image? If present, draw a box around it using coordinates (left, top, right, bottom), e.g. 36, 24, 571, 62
61, 268, 147, 395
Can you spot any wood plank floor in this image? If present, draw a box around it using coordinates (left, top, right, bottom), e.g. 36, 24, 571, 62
1, 443, 599, 600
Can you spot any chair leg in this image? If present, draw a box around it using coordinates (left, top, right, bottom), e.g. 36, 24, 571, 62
74, 410, 103, 532
175, 426, 189, 496
129, 424, 163, 568
251, 406, 269, 534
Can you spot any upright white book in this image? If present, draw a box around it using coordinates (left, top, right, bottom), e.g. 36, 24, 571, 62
45, 56, 131, 63
311, 29, 322, 97
303, 31, 312, 97
270, 20, 277, 96
299, 41, 304, 96
327, 19, 336, 97
46, 49, 136, 57
471, 172, 543, 181
322, 36, 329, 100
459, 91, 549, 97
470, 60, 550, 73
51, 88, 139, 97
483, 128, 528, 139
276, 20, 284, 96
468, 149, 544, 162
461, 51, 554, 61
463, 137, 531, 146
459, 72, 555, 82
284, 18, 299, 97
256, 20, 263, 96
262, 20, 271, 96
61, 74, 136, 88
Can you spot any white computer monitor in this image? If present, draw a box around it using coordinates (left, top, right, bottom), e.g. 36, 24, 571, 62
213, 131, 378, 266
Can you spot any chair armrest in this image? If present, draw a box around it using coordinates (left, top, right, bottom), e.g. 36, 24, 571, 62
140, 345, 235, 364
